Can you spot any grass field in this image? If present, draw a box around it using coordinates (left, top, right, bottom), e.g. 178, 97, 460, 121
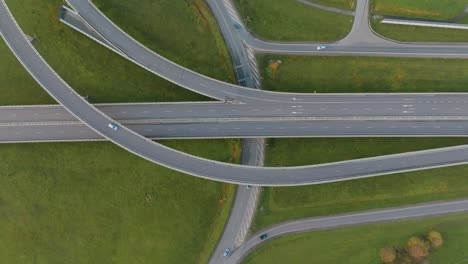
258, 54, 468, 93
0, 140, 239, 264
371, 0, 468, 42
234, 0, 353, 41
4, 0, 219, 103
92, 0, 235, 83
243, 213, 468, 264
372, 0, 467, 20
313, 0, 355, 10
372, 21, 468, 42
254, 138, 468, 229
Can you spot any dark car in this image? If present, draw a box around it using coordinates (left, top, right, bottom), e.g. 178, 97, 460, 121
259, 234, 268, 240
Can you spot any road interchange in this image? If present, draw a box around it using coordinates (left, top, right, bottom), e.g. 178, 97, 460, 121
4, 0, 468, 262
5, 0, 468, 186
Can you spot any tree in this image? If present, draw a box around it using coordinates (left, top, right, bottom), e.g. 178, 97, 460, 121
406, 236, 430, 260
379, 247, 396, 263
426, 231, 443, 249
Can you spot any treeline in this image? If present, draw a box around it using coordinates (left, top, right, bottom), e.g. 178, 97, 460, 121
379, 230, 443, 264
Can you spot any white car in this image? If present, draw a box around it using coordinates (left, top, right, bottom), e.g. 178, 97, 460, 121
223, 248, 231, 257
108, 123, 119, 131
316, 45, 327, 51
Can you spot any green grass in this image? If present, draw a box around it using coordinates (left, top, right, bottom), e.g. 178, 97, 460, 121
0, 140, 239, 264
258, 54, 468, 93
234, 0, 353, 41
373, 0, 467, 20
371, 0, 468, 42
372, 20, 468, 42
266, 138, 468, 166
243, 213, 468, 264
254, 138, 468, 229
5, 0, 212, 103
0, 38, 53, 105
312, 0, 356, 10
92, 0, 235, 83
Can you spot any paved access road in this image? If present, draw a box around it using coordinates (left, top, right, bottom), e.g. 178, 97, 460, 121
225, 0, 468, 57
225, 199, 468, 263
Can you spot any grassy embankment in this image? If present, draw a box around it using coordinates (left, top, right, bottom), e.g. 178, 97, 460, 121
313, 0, 355, 10
234, 0, 353, 41
372, 0, 468, 42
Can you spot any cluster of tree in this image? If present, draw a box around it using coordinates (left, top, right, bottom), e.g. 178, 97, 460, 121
379, 231, 443, 264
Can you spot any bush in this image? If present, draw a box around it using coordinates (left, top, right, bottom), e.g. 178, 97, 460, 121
379, 247, 396, 263
406, 236, 430, 260
426, 231, 443, 249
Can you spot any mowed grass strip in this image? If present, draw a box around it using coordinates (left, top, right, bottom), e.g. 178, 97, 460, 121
258, 54, 468, 93
0, 140, 239, 264
372, 0, 467, 20
312, 0, 356, 10
372, 20, 468, 42
5, 0, 207, 103
254, 138, 468, 229
371, 0, 468, 42
234, 0, 353, 41
92, 0, 235, 83
243, 213, 468, 264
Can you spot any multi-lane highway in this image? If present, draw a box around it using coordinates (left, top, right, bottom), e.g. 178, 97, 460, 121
6, 102, 468, 142
225, 199, 468, 263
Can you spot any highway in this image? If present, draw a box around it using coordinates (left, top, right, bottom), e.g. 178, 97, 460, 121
8, 101, 468, 121
225, 199, 468, 263
6, 103, 468, 142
